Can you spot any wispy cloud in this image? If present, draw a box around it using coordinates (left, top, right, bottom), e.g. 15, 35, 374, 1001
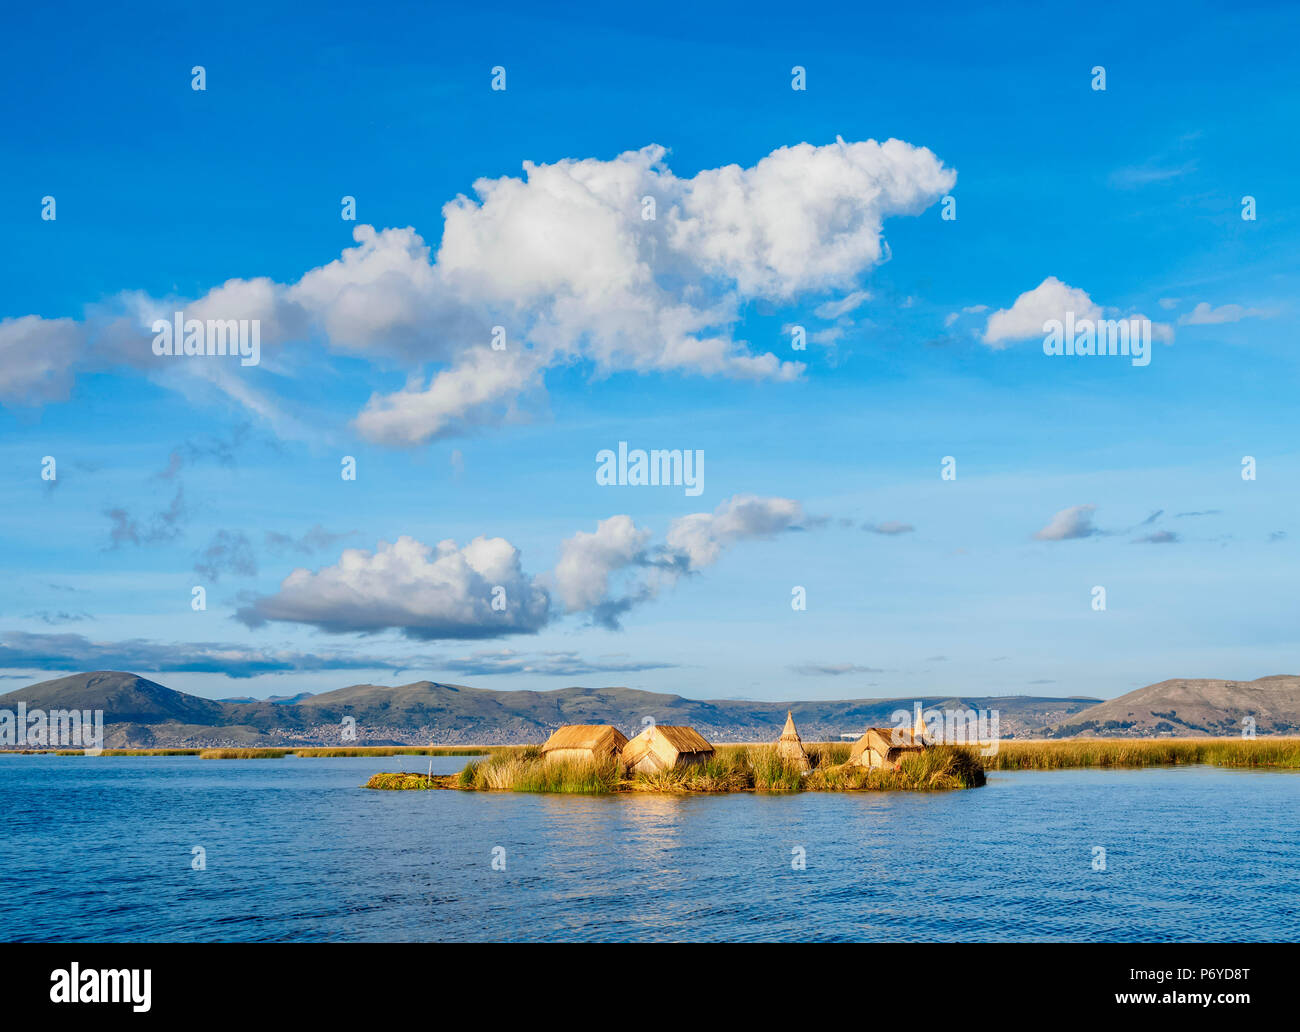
813, 290, 871, 320
1178, 302, 1275, 326
788, 663, 884, 676
194, 530, 258, 581
1108, 161, 1196, 189
0, 631, 406, 679
104, 487, 187, 549
863, 520, 915, 535
264, 525, 356, 555
25, 611, 94, 625
1133, 530, 1179, 544
437, 649, 676, 677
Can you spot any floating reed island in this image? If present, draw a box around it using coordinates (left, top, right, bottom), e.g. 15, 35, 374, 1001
366, 712, 987, 794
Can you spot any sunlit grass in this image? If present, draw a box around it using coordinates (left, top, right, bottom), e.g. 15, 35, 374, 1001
805, 741, 851, 767
807, 745, 986, 791
367, 771, 440, 790
453, 747, 620, 793
986, 738, 1300, 770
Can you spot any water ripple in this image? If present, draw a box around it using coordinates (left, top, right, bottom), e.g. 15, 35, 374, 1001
0, 757, 1297, 941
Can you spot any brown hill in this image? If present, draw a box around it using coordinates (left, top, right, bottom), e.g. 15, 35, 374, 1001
1053, 675, 1300, 737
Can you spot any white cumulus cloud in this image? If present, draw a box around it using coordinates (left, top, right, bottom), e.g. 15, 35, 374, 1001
238, 495, 815, 639
552, 514, 653, 615
983, 278, 1102, 348
1, 139, 955, 444
983, 277, 1173, 349
238, 535, 551, 639
664, 494, 808, 569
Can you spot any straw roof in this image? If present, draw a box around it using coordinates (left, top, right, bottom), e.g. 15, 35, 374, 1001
622, 724, 715, 771
776, 711, 811, 773
648, 725, 714, 754
849, 726, 926, 765
541, 724, 628, 754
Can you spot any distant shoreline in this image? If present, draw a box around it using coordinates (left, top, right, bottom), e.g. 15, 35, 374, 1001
7, 736, 1299, 773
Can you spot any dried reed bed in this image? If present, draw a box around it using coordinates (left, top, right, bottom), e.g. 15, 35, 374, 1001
809, 745, 986, 790
453, 746, 627, 794
367, 772, 442, 790
987, 738, 1300, 771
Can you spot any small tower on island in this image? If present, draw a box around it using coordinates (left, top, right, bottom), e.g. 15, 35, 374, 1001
776, 710, 812, 774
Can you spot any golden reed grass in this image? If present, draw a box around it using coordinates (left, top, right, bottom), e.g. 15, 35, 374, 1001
986, 737, 1300, 770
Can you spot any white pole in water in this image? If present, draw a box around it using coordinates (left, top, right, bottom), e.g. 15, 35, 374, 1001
428, 759, 432, 782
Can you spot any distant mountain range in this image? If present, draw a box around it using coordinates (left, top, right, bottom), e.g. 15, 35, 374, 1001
1, 670, 1095, 747
0, 671, 1295, 748
216, 692, 317, 705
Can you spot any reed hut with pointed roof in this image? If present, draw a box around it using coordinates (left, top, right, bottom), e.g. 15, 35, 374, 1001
622, 724, 715, 774
775, 710, 812, 774
540, 724, 628, 764
848, 727, 928, 770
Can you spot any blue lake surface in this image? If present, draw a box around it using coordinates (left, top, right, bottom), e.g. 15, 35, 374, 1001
1, 755, 1297, 942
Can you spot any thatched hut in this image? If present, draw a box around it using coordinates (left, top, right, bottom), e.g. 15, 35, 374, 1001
622, 724, 715, 774
775, 710, 812, 774
848, 727, 928, 770
540, 724, 628, 764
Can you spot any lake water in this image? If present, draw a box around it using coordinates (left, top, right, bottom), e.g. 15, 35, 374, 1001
1, 756, 1297, 942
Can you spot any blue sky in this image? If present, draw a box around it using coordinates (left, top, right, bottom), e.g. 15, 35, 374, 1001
2, 0, 1297, 702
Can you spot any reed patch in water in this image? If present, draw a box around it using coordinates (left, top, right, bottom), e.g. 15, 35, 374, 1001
986, 738, 1300, 770
367, 772, 441, 790
808, 745, 986, 790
